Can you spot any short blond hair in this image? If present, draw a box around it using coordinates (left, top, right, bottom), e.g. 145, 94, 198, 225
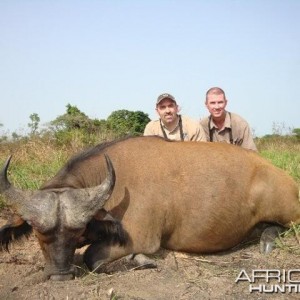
205, 87, 226, 103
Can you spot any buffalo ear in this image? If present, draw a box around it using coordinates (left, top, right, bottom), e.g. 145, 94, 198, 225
0, 218, 32, 251
0, 213, 32, 251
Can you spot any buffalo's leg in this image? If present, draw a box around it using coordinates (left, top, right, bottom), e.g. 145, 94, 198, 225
83, 242, 157, 273
260, 225, 284, 254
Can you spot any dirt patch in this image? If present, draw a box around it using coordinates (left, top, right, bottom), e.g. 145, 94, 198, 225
1, 213, 300, 300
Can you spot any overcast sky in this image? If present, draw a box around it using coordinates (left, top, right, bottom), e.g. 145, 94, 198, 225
0, 0, 299, 137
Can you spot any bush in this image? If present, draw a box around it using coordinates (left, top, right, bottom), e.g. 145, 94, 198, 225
107, 110, 150, 137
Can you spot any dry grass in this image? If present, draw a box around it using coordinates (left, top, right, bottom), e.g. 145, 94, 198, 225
0, 133, 117, 189
0, 138, 68, 189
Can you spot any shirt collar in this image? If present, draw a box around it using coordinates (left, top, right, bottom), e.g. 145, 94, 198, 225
210, 111, 231, 130
160, 115, 180, 133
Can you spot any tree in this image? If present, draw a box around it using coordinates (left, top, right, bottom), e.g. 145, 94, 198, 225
49, 104, 111, 146
28, 113, 40, 135
51, 104, 100, 132
107, 110, 150, 137
272, 122, 293, 136
11, 132, 21, 140
293, 128, 300, 140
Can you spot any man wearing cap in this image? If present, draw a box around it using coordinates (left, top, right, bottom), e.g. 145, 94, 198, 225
200, 87, 257, 151
144, 93, 206, 141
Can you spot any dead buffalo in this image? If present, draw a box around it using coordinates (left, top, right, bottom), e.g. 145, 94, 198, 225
0, 136, 300, 281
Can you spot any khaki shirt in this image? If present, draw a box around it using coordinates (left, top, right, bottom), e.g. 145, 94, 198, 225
144, 115, 206, 142
200, 111, 257, 151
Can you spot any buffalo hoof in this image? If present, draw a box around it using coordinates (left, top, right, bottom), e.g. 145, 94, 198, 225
260, 226, 284, 254
126, 253, 157, 270
86, 254, 157, 274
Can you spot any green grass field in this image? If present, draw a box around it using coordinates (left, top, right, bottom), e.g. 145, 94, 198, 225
256, 137, 300, 183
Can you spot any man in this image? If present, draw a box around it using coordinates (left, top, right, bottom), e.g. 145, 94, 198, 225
144, 93, 206, 141
200, 87, 257, 151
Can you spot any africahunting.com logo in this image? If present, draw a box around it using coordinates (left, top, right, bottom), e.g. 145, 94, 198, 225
235, 269, 300, 293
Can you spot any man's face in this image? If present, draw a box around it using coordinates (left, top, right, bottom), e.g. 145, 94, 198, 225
156, 99, 179, 125
205, 93, 227, 119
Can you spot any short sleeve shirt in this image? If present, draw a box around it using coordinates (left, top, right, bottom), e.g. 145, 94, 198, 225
144, 115, 206, 142
200, 112, 257, 151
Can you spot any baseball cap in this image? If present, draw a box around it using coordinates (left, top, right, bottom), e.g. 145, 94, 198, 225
156, 93, 177, 105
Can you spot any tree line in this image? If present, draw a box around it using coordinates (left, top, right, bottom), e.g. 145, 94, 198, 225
0, 104, 150, 145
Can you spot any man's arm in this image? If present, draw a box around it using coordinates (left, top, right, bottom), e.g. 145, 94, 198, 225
143, 122, 155, 136
241, 125, 257, 151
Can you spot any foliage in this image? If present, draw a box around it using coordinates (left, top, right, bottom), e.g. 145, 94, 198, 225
271, 122, 293, 136
11, 132, 22, 140
293, 128, 300, 140
257, 135, 300, 183
107, 110, 150, 137
258, 131, 300, 149
2, 103, 151, 145
260, 150, 300, 182
53, 128, 116, 149
0, 123, 8, 142
51, 104, 101, 133
28, 113, 40, 135
0, 136, 69, 184
49, 104, 114, 146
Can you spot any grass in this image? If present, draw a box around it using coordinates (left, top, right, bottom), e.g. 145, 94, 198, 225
275, 223, 300, 254
261, 150, 300, 181
257, 137, 300, 244
257, 138, 300, 183
0, 137, 70, 188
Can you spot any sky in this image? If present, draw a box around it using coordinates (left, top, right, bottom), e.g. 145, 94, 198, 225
0, 0, 299, 137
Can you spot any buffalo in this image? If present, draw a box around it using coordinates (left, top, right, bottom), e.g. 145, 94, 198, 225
0, 136, 300, 281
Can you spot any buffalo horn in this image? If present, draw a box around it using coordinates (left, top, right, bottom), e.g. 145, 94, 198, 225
64, 154, 116, 226
0, 155, 31, 205
0, 155, 12, 192
0, 156, 58, 231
